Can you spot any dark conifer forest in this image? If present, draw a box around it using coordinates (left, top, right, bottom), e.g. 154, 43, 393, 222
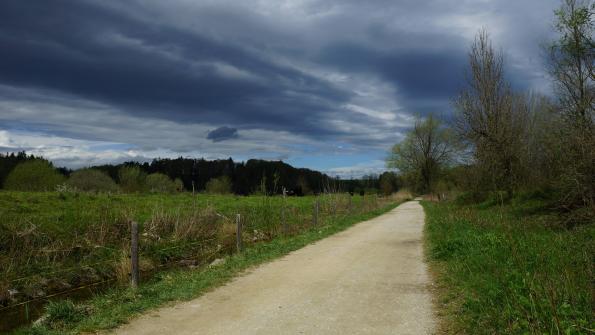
0, 152, 398, 195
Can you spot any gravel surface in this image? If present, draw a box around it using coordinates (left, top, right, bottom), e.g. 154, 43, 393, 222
113, 200, 436, 335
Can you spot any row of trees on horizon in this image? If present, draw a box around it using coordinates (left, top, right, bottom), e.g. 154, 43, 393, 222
0, 151, 402, 196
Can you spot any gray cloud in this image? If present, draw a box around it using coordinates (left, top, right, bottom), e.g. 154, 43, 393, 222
207, 126, 239, 142
0, 0, 560, 171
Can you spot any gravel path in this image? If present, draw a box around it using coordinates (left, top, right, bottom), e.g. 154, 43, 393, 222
113, 200, 436, 335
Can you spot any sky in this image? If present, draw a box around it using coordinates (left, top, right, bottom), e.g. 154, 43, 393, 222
0, 0, 559, 178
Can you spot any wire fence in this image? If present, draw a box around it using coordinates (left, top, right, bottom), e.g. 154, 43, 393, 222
0, 194, 394, 321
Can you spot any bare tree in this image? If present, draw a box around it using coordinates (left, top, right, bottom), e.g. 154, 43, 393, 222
454, 30, 530, 199
387, 114, 457, 194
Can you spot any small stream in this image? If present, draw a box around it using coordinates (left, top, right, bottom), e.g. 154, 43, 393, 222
0, 255, 222, 333
0, 280, 113, 333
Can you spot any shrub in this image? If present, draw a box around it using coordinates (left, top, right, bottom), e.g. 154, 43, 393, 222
66, 168, 119, 193
146, 173, 178, 193
118, 166, 146, 193
205, 176, 232, 194
4, 159, 66, 191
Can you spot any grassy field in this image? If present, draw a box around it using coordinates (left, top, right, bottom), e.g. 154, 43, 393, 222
0, 190, 403, 333
423, 197, 594, 334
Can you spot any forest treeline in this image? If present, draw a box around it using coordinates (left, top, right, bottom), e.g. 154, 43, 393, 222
0, 151, 400, 196
389, 0, 594, 224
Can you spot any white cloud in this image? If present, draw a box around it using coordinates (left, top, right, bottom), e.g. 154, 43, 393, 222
0, 85, 351, 168
324, 160, 392, 179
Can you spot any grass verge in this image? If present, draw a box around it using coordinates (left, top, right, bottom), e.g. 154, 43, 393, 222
423, 199, 594, 334
11, 201, 402, 334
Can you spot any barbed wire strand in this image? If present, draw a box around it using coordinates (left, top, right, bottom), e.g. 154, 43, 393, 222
0, 278, 114, 313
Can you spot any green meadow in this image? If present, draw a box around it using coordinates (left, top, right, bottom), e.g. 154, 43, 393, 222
423, 197, 594, 334
1, 191, 403, 333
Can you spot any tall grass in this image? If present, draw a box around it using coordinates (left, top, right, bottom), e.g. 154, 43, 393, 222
423, 199, 594, 334
6, 194, 402, 335
0, 191, 391, 309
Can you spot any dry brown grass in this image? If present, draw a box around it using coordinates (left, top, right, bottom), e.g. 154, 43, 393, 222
114, 251, 155, 283
391, 189, 414, 202
217, 221, 238, 252
143, 205, 220, 242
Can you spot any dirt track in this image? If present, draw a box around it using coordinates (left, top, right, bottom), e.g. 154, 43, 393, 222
113, 200, 436, 335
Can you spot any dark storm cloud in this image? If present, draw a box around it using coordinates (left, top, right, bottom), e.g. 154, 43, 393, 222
207, 126, 239, 142
316, 39, 468, 115
0, 0, 351, 137
0, 0, 558, 157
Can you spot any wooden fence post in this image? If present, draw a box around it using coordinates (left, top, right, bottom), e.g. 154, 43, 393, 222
312, 197, 319, 226
130, 221, 139, 288
236, 214, 243, 252
282, 187, 288, 235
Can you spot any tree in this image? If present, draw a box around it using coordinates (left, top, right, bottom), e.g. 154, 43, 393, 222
118, 166, 146, 193
548, 0, 595, 213
67, 168, 119, 193
145, 173, 179, 193
4, 159, 66, 191
387, 115, 457, 194
550, 0, 595, 128
205, 176, 232, 194
454, 30, 531, 198
378, 171, 399, 196
0, 151, 38, 188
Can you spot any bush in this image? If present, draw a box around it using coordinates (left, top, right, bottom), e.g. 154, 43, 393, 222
66, 168, 119, 193
205, 176, 232, 194
146, 173, 179, 193
118, 166, 146, 193
4, 159, 65, 191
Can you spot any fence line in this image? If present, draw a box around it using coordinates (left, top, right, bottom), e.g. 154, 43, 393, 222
9, 259, 118, 283
0, 278, 115, 313
3, 194, 388, 309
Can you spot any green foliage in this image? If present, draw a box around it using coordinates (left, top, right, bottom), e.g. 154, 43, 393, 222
145, 173, 179, 193
424, 200, 594, 334
378, 171, 399, 196
0, 152, 39, 188
118, 166, 146, 193
205, 176, 232, 194
66, 169, 119, 193
4, 160, 65, 191
553, 1, 593, 65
